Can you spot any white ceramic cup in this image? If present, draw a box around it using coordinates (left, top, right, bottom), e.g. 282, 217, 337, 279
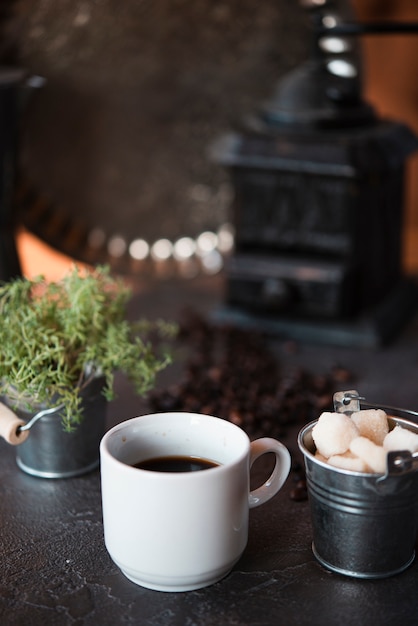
100, 411, 291, 592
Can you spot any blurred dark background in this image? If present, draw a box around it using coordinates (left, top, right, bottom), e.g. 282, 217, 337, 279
1, 0, 418, 275
2, 1, 307, 262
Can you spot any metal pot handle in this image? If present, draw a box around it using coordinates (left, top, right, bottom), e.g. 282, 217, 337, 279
0, 402, 30, 445
0, 402, 64, 446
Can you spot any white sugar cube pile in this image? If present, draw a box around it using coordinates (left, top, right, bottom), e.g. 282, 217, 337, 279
312, 408, 418, 474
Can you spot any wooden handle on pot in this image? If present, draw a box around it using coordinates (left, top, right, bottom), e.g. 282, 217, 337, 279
0, 402, 30, 445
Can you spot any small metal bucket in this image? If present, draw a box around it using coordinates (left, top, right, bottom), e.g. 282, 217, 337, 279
298, 397, 418, 579
1, 377, 107, 479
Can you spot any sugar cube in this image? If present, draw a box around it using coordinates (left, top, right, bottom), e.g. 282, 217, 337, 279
349, 436, 387, 474
312, 412, 359, 458
350, 409, 389, 445
383, 424, 418, 453
327, 451, 370, 473
315, 451, 328, 463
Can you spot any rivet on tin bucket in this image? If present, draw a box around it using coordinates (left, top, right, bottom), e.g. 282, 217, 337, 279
298, 390, 418, 579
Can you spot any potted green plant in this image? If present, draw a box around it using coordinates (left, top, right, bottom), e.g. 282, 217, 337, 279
0, 265, 176, 478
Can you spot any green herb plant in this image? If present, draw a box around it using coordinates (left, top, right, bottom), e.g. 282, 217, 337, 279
0, 265, 176, 431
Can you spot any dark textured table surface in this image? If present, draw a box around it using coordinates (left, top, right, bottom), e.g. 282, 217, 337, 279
2, 275, 418, 626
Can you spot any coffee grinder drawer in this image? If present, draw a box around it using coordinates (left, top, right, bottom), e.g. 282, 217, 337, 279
226, 253, 357, 319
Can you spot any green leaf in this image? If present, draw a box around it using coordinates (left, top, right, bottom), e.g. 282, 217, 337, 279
0, 265, 177, 430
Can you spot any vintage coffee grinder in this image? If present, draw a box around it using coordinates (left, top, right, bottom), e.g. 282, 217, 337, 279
213, 0, 418, 347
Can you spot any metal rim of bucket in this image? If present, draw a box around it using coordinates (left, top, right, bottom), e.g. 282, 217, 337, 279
311, 542, 416, 579
15, 455, 100, 479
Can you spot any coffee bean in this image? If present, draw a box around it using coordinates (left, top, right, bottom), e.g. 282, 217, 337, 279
290, 485, 308, 502
149, 310, 352, 444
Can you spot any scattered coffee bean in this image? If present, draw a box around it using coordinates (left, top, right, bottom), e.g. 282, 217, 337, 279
149, 309, 355, 448
290, 481, 308, 502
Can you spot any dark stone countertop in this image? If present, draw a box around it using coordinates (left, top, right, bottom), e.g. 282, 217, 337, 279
2, 275, 418, 626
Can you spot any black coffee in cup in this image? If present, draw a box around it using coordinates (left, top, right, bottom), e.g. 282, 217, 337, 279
132, 455, 220, 473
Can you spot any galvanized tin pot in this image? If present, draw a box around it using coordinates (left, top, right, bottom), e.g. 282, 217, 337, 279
1, 377, 107, 479
298, 414, 418, 579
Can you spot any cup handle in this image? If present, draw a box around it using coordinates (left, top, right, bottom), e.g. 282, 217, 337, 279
248, 437, 291, 509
